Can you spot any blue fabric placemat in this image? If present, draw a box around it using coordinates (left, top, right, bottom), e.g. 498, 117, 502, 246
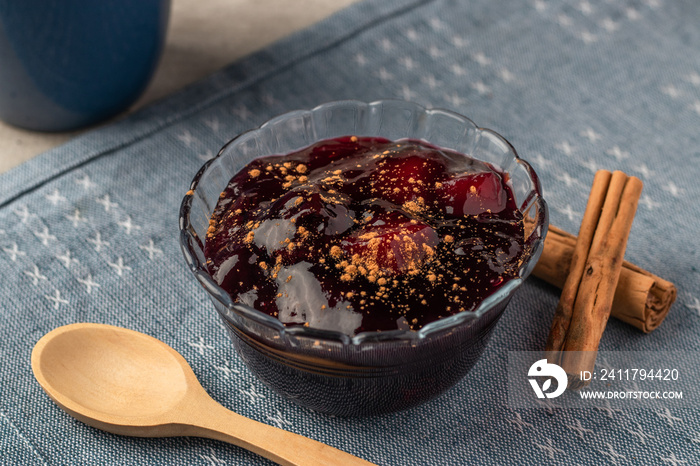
2, 0, 699, 464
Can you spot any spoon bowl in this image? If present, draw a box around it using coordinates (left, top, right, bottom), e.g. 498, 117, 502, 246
35, 324, 189, 421
32, 323, 373, 466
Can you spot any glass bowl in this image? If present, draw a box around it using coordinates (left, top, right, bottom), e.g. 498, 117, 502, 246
179, 100, 548, 416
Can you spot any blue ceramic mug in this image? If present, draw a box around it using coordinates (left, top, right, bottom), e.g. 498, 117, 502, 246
0, 0, 170, 132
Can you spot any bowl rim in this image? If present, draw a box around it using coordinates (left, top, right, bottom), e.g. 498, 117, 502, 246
179, 99, 548, 346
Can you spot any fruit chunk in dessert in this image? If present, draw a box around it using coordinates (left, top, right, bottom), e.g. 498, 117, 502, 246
204, 136, 525, 336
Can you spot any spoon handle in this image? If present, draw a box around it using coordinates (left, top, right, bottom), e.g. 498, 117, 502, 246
183, 395, 375, 466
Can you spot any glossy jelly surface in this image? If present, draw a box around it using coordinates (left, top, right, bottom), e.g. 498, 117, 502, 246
204, 136, 525, 336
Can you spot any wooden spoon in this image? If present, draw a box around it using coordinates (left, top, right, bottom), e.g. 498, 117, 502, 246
31, 323, 374, 466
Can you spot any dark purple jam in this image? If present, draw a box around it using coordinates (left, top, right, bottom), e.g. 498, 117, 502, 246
204, 136, 524, 336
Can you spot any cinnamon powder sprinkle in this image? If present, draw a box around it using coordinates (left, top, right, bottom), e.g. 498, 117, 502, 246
403, 200, 424, 215
330, 245, 342, 258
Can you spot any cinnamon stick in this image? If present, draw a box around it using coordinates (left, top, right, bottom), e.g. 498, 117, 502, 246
545, 170, 612, 352
545, 170, 644, 384
533, 226, 676, 333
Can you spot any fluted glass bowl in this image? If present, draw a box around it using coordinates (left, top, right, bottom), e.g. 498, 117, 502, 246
179, 100, 547, 416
